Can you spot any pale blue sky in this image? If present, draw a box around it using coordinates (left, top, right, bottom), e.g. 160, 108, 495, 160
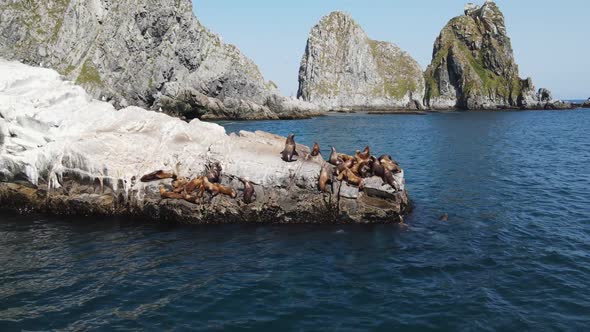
194, 0, 589, 99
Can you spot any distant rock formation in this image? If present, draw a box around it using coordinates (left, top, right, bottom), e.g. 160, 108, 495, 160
424, 1, 556, 110
298, 11, 425, 111
0, 0, 318, 120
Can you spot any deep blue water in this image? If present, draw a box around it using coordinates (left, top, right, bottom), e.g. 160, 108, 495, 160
2, 110, 590, 330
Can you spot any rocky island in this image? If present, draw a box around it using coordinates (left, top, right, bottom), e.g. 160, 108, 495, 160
424, 1, 568, 110
0, 0, 319, 120
297, 11, 425, 111
0, 60, 410, 224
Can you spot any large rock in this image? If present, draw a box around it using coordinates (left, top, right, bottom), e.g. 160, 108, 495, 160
0, 0, 319, 120
424, 1, 556, 110
297, 11, 425, 111
0, 60, 410, 224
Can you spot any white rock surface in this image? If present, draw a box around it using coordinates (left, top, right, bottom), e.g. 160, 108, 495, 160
0, 60, 316, 192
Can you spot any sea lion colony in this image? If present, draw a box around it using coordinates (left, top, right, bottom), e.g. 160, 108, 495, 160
140, 134, 403, 205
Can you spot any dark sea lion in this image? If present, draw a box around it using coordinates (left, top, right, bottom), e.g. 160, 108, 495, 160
371, 158, 385, 178
318, 164, 333, 192
382, 168, 400, 191
240, 178, 256, 204
359, 163, 372, 178
329, 147, 339, 165
311, 142, 321, 157
281, 134, 299, 162
206, 162, 222, 183
439, 213, 449, 222
141, 170, 177, 182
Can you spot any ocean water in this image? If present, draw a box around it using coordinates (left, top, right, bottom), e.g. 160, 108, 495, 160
1, 110, 590, 330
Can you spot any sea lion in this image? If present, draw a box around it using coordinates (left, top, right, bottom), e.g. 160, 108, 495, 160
359, 163, 372, 178
172, 177, 189, 193
206, 162, 222, 183
240, 178, 256, 204
280, 133, 299, 162
199, 176, 237, 198
318, 164, 333, 193
140, 170, 176, 182
311, 142, 321, 157
439, 213, 449, 222
329, 146, 339, 165
337, 167, 364, 188
382, 168, 400, 191
159, 187, 185, 200
381, 158, 402, 174
379, 154, 399, 166
184, 176, 205, 194
359, 146, 371, 161
371, 157, 385, 178
351, 160, 370, 177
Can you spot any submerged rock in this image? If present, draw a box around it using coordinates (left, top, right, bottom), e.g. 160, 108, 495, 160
297, 11, 425, 111
0, 0, 319, 120
424, 1, 561, 110
0, 60, 410, 224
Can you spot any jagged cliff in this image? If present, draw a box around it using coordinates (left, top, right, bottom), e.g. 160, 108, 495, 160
424, 1, 554, 110
298, 11, 425, 111
0, 0, 318, 120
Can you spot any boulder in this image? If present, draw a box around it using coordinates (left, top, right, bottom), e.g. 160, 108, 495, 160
0, 60, 410, 224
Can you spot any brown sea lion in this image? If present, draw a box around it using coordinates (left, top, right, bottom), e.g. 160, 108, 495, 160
172, 177, 189, 193
379, 154, 399, 166
240, 178, 256, 204
318, 164, 333, 193
381, 158, 402, 174
311, 142, 321, 157
359, 146, 371, 161
141, 170, 177, 182
337, 167, 364, 188
351, 160, 370, 177
159, 187, 185, 199
329, 147, 339, 165
280, 134, 299, 162
184, 176, 205, 194
199, 177, 237, 198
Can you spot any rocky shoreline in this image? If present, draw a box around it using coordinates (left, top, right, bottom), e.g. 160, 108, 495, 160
0, 60, 410, 224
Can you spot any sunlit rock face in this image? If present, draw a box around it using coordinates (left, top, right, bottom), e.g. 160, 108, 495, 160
0, 60, 410, 224
0, 0, 319, 120
297, 11, 425, 111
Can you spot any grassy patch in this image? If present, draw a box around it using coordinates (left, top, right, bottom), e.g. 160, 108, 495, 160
76, 59, 102, 86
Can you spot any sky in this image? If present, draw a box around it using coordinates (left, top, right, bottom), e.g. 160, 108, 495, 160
194, 0, 589, 100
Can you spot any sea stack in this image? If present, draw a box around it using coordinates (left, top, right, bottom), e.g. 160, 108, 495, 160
424, 1, 555, 110
0, 0, 318, 120
298, 11, 425, 111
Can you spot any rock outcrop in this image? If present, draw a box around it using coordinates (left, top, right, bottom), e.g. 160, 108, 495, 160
0, 0, 319, 120
0, 60, 410, 224
297, 11, 425, 111
424, 1, 556, 110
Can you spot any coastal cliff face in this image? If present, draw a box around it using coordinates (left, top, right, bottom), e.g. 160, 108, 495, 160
424, 1, 552, 110
298, 12, 425, 111
0, 0, 318, 120
0, 60, 410, 224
